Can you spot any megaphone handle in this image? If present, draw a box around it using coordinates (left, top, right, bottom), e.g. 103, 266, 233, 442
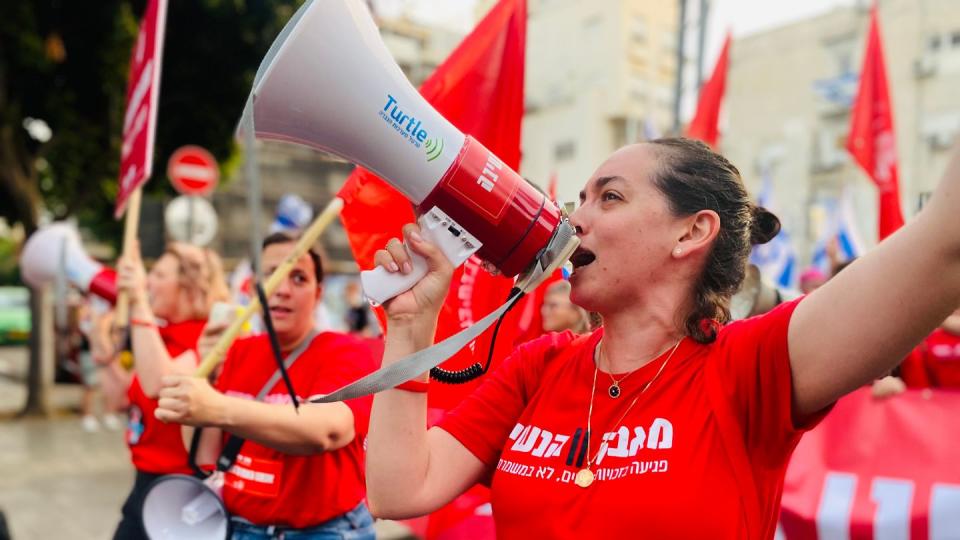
360, 208, 481, 305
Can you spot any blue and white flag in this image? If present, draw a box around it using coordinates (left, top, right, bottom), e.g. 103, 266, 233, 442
811, 189, 865, 273
749, 171, 797, 289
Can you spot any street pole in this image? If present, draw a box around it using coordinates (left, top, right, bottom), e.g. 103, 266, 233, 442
695, 0, 709, 93
672, 0, 688, 135
187, 195, 195, 244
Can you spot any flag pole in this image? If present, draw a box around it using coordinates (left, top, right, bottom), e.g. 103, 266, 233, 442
114, 187, 142, 331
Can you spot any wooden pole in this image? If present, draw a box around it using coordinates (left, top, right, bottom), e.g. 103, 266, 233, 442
114, 188, 143, 332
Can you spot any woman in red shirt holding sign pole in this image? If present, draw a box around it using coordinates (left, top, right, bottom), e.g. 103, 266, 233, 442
112, 242, 228, 540
154, 233, 378, 539
365, 138, 960, 539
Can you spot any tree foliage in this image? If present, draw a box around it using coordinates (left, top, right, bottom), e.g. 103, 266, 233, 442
0, 0, 303, 242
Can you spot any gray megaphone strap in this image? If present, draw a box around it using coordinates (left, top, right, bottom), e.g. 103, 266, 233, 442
213, 330, 319, 473
309, 288, 524, 403
308, 220, 578, 404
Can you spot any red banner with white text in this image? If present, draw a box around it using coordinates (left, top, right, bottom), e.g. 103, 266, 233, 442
115, 0, 167, 217
778, 387, 960, 539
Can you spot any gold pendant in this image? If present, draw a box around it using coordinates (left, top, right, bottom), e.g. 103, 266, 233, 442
608, 383, 621, 398
574, 468, 595, 488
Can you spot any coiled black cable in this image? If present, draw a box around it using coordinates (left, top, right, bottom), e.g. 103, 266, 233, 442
430, 287, 524, 384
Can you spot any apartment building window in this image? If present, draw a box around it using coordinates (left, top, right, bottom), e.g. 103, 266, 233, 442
824, 36, 856, 76
555, 141, 576, 161
930, 34, 942, 51
631, 15, 647, 43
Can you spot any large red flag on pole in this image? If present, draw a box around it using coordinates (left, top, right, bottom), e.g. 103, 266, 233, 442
338, 2, 527, 536
113, 0, 167, 329
115, 0, 167, 217
686, 33, 730, 148
846, 3, 905, 240
338, 0, 528, 402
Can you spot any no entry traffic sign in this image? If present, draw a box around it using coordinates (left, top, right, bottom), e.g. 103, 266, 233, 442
167, 145, 219, 196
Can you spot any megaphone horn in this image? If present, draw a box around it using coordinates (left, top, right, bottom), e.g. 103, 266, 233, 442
19, 223, 117, 304
248, 0, 577, 304
141, 473, 230, 540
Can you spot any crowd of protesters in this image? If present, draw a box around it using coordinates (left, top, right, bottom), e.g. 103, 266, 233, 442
35, 137, 960, 540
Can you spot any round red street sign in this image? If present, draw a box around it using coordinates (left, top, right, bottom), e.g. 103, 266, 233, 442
167, 145, 219, 196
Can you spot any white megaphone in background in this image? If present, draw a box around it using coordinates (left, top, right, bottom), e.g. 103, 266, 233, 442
141, 473, 229, 540
19, 223, 117, 304
248, 0, 576, 304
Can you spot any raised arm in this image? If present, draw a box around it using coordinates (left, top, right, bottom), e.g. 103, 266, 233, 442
155, 375, 356, 455
117, 251, 192, 397
364, 225, 488, 519
790, 141, 960, 416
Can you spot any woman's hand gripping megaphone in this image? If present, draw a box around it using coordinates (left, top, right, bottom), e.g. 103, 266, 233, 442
360, 207, 480, 305
372, 222, 456, 324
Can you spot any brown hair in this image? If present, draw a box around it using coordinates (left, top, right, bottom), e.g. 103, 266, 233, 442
261, 232, 324, 284
648, 138, 780, 343
164, 242, 230, 321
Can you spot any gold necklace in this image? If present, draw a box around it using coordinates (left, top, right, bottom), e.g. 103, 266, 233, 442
599, 340, 678, 399
574, 338, 683, 489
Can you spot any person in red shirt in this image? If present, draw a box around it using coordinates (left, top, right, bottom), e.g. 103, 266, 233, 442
363, 137, 960, 539
872, 307, 960, 395
901, 308, 960, 388
154, 232, 377, 539
111, 242, 229, 540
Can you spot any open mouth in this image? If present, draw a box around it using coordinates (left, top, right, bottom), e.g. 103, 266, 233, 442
569, 248, 596, 270
269, 306, 293, 316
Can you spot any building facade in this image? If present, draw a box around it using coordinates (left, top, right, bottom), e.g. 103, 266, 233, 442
515, 0, 681, 203
723, 0, 960, 265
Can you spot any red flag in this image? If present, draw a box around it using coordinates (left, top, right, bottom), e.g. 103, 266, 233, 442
339, 0, 530, 408
846, 4, 904, 240
338, 3, 529, 536
115, 0, 167, 217
686, 33, 730, 148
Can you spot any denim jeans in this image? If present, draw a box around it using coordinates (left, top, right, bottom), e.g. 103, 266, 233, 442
229, 502, 375, 540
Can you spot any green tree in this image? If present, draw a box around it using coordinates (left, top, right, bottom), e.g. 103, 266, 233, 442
0, 0, 303, 415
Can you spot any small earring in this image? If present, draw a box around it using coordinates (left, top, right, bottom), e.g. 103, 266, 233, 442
673, 247, 682, 256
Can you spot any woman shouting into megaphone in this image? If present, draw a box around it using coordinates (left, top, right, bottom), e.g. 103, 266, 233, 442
364, 137, 960, 539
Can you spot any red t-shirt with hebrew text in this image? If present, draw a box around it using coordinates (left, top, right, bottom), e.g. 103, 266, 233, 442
438, 299, 826, 539
214, 332, 376, 528
126, 319, 205, 475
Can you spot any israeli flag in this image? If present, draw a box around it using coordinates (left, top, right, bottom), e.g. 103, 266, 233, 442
749, 171, 797, 289
811, 189, 865, 273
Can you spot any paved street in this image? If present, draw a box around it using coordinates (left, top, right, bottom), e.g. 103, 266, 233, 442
0, 346, 413, 540
0, 346, 130, 540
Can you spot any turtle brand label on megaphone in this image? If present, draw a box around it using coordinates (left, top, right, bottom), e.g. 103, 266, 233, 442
379, 94, 430, 149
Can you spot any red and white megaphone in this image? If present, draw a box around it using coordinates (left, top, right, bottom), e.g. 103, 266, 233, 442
248, 0, 576, 304
141, 473, 229, 540
19, 223, 117, 304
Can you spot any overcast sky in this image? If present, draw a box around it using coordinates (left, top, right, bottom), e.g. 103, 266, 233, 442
374, 0, 861, 66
